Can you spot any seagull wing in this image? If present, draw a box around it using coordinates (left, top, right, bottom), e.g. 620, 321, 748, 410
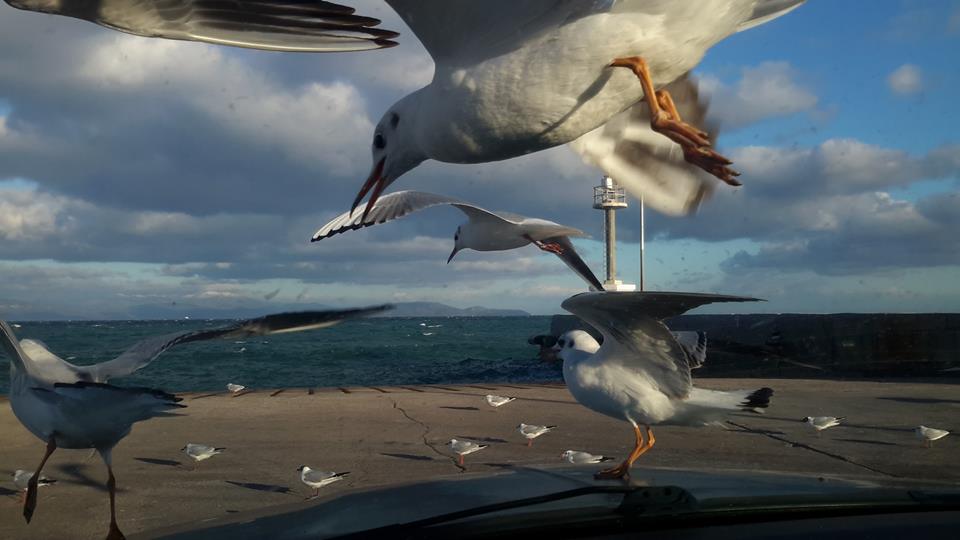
312, 191, 475, 241
15, 338, 94, 383
570, 74, 716, 216
539, 236, 606, 292
90, 306, 392, 381
737, 0, 806, 32
561, 292, 761, 398
385, 0, 605, 65
671, 331, 707, 370
6, 0, 399, 52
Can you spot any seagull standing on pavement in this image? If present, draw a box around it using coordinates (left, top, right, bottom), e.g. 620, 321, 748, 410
0, 306, 391, 539
448, 439, 488, 466
181, 444, 225, 470
553, 291, 773, 479
915, 426, 949, 448
802, 416, 844, 437
518, 423, 557, 447
485, 395, 517, 408
561, 450, 616, 465
297, 466, 349, 499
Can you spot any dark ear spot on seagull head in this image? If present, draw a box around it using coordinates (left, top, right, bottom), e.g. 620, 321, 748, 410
297, 465, 305, 472
801, 417, 811, 422
353, 103, 426, 217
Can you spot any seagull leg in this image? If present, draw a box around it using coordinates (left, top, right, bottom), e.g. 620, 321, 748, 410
23, 436, 57, 523
458, 454, 464, 466
105, 459, 126, 540
610, 56, 740, 186
595, 424, 655, 480
527, 439, 533, 448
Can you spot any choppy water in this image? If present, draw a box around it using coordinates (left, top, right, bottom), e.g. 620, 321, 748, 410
0, 317, 561, 394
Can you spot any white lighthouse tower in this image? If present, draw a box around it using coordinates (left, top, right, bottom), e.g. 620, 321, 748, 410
593, 176, 637, 292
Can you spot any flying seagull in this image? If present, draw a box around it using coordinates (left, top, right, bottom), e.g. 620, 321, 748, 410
553, 291, 772, 479
6, 1, 805, 217
0, 305, 391, 540
312, 190, 605, 291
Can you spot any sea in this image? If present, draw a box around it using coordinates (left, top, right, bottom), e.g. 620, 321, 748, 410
0, 317, 562, 394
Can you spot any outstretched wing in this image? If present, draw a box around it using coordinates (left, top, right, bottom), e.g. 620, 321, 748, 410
538, 236, 605, 292
570, 74, 717, 216
561, 292, 760, 398
312, 191, 477, 241
90, 305, 392, 382
7, 0, 399, 52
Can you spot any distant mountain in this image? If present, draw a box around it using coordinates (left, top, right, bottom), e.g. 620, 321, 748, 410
378, 302, 530, 318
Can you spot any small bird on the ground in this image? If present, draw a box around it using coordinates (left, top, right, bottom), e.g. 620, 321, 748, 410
915, 425, 949, 448
12, 470, 55, 502
226, 383, 245, 395
518, 423, 557, 447
561, 450, 615, 465
181, 444, 225, 470
485, 395, 516, 408
297, 466, 349, 499
802, 416, 844, 436
448, 439, 488, 466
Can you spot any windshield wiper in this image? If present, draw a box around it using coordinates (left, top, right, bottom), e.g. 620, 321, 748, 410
330, 485, 697, 539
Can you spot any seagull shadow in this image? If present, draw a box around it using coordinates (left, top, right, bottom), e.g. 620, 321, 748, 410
53, 463, 110, 493
439, 406, 479, 411
380, 453, 435, 462
224, 480, 292, 495
455, 436, 509, 444
835, 438, 898, 447
876, 397, 960, 405
134, 457, 182, 467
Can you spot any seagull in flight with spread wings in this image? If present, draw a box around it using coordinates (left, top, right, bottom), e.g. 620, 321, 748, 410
0, 305, 391, 540
551, 292, 773, 479
312, 190, 605, 291
5, 0, 804, 217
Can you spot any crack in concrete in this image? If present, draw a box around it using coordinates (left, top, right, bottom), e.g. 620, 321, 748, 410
727, 421, 899, 478
391, 400, 466, 473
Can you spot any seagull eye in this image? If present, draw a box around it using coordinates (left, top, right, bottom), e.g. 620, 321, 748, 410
373, 133, 386, 150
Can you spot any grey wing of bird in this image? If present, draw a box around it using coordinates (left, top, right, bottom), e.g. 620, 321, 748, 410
312, 191, 477, 241
89, 306, 393, 381
737, 0, 806, 32
15, 338, 93, 383
561, 292, 761, 398
6, 0, 399, 52
570, 73, 716, 216
538, 236, 605, 292
671, 331, 707, 370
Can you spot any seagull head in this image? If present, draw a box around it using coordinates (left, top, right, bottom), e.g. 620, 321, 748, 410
553, 330, 600, 362
297, 465, 309, 472
800, 417, 812, 423
352, 97, 427, 220
560, 450, 573, 460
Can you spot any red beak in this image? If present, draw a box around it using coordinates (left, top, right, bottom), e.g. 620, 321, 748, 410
351, 158, 387, 222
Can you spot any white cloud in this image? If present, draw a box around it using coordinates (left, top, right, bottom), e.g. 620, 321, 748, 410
887, 64, 923, 95
698, 61, 818, 129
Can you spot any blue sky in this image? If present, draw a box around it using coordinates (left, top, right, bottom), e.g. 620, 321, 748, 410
0, 0, 958, 319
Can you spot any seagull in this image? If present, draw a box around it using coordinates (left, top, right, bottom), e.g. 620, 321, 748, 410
181, 444, 224, 469
801, 416, 844, 436
297, 466, 349, 499
485, 394, 516, 408
7, 1, 805, 217
0, 306, 391, 540
12, 470, 55, 503
553, 291, 772, 479
448, 439, 488, 466
518, 423, 557, 447
313, 190, 605, 291
561, 450, 616, 465
226, 383, 246, 395
915, 426, 949, 448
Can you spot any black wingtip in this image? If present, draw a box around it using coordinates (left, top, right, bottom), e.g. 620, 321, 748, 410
741, 387, 774, 409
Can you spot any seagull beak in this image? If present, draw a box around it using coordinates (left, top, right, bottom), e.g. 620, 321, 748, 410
351, 157, 388, 221
446, 246, 462, 264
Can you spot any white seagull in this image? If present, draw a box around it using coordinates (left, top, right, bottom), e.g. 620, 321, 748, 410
553, 291, 772, 479
0, 306, 391, 539
485, 394, 516, 408
561, 450, 616, 465
226, 383, 246, 395
448, 439, 488, 466
7, 1, 805, 217
12, 470, 55, 502
313, 191, 605, 291
801, 416, 844, 436
181, 443, 224, 469
518, 423, 557, 447
297, 466, 349, 499
915, 426, 949, 448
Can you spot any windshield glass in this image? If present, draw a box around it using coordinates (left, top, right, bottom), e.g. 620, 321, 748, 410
0, 1, 957, 539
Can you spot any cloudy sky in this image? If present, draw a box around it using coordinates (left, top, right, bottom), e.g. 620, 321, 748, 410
1, 1, 958, 319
